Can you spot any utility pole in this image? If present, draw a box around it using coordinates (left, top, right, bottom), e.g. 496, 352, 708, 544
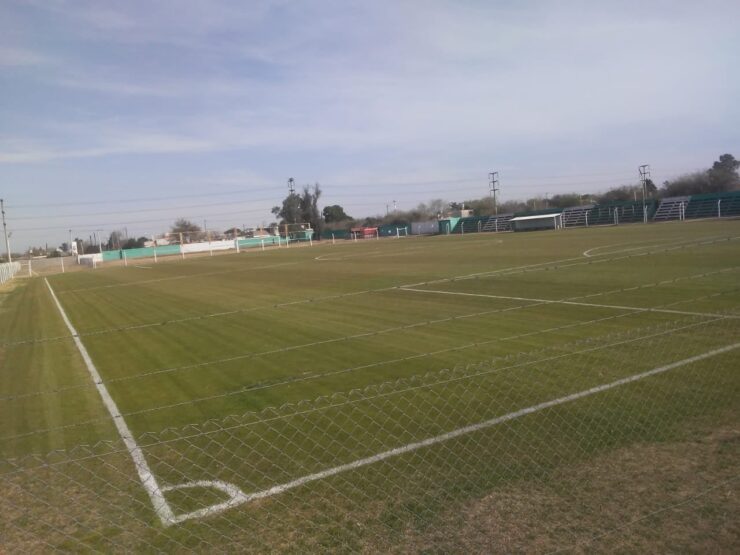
1, 198, 11, 263
488, 172, 500, 215
639, 164, 650, 223
288, 178, 295, 195
393, 200, 397, 211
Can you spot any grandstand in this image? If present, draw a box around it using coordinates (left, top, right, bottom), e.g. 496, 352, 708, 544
480, 213, 513, 232
683, 191, 740, 220
457, 216, 487, 234
587, 201, 654, 226
653, 196, 689, 221
562, 205, 594, 227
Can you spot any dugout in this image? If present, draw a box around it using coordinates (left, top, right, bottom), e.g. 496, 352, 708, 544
350, 227, 379, 239
510, 213, 564, 232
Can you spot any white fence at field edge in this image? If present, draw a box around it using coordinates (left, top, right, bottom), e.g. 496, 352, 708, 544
0, 261, 21, 285
181, 239, 236, 254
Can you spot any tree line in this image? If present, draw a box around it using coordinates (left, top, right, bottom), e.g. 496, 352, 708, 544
57, 151, 738, 254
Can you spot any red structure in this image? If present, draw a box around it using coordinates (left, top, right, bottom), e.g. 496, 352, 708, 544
350, 227, 378, 239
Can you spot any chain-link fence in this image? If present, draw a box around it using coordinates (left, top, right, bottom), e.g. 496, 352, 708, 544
0, 261, 21, 285
2, 313, 738, 552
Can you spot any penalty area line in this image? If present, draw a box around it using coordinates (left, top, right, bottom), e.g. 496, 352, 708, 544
170, 340, 740, 524
399, 287, 740, 320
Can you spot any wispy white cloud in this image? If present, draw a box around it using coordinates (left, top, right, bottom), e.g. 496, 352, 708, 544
0, 46, 49, 66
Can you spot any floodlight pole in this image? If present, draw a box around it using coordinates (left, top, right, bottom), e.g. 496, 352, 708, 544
639, 164, 650, 223
1, 198, 11, 263
488, 172, 499, 215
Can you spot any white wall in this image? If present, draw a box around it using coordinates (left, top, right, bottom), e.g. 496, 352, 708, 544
411, 220, 438, 235
181, 240, 236, 254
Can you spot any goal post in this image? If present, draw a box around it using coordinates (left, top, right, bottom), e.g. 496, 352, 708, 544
282, 223, 315, 245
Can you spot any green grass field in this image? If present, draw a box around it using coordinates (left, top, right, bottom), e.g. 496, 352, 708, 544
2, 220, 739, 551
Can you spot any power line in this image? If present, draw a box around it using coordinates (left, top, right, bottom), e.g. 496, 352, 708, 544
5, 172, 640, 210
8, 178, 643, 224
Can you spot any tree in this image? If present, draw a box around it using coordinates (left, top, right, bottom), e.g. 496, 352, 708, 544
272, 183, 324, 238
459, 197, 495, 216
547, 193, 583, 209
122, 237, 148, 249
707, 153, 739, 191
660, 171, 711, 197
171, 218, 202, 242
323, 204, 351, 223
171, 218, 201, 233
597, 185, 641, 203
644, 178, 657, 197
106, 230, 125, 250
300, 183, 323, 238
271, 193, 302, 225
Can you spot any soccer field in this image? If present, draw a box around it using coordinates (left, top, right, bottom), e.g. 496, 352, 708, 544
2, 220, 739, 551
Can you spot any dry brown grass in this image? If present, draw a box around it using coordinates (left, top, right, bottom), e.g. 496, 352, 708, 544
391, 415, 739, 554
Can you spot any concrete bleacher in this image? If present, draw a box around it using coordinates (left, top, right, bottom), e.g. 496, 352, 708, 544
480, 214, 513, 232
434, 190, 740, 236
653, 196, 689, 221
586, 201, 649, 225
684, 191, 740, 219
614, 202, 649, 224
562, 205, 595, 227
456, 216, 486, 233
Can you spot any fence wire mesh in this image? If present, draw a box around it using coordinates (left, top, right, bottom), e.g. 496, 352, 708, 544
2, 313, 738, 552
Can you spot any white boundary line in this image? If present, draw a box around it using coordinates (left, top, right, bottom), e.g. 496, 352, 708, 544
400, 288, 740, 319
168, 340, 740, 524
582, 241, 670, 258
44, 278, 177, 526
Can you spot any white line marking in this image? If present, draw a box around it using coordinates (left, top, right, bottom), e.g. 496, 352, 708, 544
162, 480, 249, 524
44, 278, 176, 526
134, 265, 152, 269
400, 288, 740, 319
314, 250, 382, 261
405, 234, 740, 288
582, 240, 670, 258
168, 340, 740, 523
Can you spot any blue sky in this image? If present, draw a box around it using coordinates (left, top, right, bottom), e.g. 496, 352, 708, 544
1, 0, 738, 250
